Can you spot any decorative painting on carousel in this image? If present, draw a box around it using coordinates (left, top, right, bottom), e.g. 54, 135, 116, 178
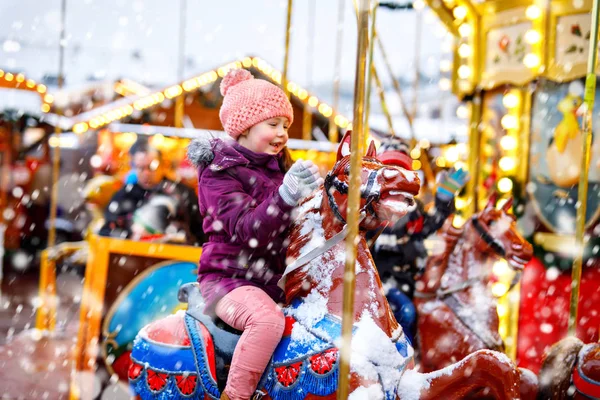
528, 78, 600, 234
102, 260, 198, 381
549, 12, 600, 80
482, 21, 534, 87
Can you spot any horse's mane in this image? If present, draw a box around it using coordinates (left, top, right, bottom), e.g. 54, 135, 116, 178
284, 189, 327, 302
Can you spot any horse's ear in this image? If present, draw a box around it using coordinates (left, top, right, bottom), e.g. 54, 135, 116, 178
337, 130, 352, 161
486, 192, 498, 210
502, 197, 514, 212
366, 140, 377, 158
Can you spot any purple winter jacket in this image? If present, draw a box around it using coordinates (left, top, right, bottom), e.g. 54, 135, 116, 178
187, 137, 294, 313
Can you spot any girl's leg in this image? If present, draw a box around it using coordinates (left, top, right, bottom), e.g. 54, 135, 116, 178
215, 286, 285, 400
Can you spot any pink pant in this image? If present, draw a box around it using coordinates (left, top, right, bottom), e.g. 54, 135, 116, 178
215, 286, 285, 400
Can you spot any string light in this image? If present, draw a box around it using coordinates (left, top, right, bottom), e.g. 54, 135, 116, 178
525, 5, 541, 19
458, 23, 472, 37
453, 6, 467, 19
497, 177, 513, 193
524, 53, 541, 68
502, 93, 520, 109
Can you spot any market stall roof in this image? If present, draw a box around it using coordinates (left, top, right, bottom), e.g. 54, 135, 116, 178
42, 56, 352, 136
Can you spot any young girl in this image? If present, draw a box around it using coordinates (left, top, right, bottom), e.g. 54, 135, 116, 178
187, 69, 322, 400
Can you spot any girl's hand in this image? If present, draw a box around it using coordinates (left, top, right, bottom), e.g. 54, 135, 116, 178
279, 160, 324, 206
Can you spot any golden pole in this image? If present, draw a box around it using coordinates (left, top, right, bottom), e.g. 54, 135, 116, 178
569, 0, 599, 335
372, 66, 396, 135
174, 0, 187, 128
338, 1, 370, 399
363, 0, 379, 140
302, 107, 312, 140
303, 0, 316, 141
282, 0, 294, 99
465, 91, 482, 217
329, 0, 346, 143
43, 0, 67, 332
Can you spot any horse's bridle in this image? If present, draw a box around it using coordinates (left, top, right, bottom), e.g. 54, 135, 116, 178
471, 216, 506, 257
324, 166, 380, 224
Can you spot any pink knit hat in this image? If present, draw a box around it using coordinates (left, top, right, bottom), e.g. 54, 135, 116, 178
219, 69, 294, 139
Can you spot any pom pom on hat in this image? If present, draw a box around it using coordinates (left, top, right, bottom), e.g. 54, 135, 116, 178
220, 69, 253, 96
219, 68, 294, 139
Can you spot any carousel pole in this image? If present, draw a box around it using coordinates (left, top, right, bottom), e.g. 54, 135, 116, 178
40, 0, 67, 332
282, 0, 293, 99
174, 0, 187, 128
302, 0, 316, 141
329, 0, 346, 144
568, 0, 599, 335
363, 0, 379, 140
338, 1, 370, 398
372, 67, 396, 135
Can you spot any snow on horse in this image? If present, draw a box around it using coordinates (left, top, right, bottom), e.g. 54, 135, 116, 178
414, 195, 532, 371
538, 336, 600, 400
129, 132, 527, 399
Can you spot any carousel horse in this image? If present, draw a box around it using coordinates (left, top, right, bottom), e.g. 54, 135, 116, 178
538, 336, 600, 400
414, 195, 533, 373
129, 132, 529, 400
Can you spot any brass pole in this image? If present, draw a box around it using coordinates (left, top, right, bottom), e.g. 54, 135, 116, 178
330, 0, 346, 143
569, 0, 599, 335
44, 0, 67, 332
363, 0, 379, 140
466, 91, 482, 217
303, 0, 316, 141
338, 1, 370, 399
412, 9, 422, 120
372, 66, 396, 135
174, 0, 187, 128
282, 0, 294, 99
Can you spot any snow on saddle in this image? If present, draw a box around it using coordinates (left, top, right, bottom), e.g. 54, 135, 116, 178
129, 283, 413, 400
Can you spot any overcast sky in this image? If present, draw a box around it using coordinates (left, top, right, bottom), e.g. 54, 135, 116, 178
1, 0, 450, 90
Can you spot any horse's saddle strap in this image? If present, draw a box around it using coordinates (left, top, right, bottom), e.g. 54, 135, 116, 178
444, 294, 503, 351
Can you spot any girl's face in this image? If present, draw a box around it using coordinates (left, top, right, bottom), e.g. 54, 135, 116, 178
238, 117, 290, 155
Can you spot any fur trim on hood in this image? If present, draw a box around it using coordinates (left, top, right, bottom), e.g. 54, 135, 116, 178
187, 137, 214, 167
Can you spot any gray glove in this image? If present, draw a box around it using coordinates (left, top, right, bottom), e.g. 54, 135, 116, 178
279, 160, 324, 206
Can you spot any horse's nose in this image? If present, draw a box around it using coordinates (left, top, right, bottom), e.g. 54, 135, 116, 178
382, 168, 400, 179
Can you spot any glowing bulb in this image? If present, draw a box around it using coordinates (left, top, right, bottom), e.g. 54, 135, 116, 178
458, 65, 472, 79
497, 177, 513, 193
500, 135, 517, 151
419, 139, 431, 149
440, 59, 452, 72
453, 5, 467, 19
524, 53, 541, 68
499, 156, 516, 172
526, 5, 541, 19
502, 93, 520, 108
458, 23, 472, 37
492, 282, 509, 297
410, 148, 421, 159
501, 114, 518, 130
413, 0, 425, 10
445, 146, 459, 163
308, 96, 319, 107
456, 105, 470, 119
412, 159, 422, 170
439, 78, 451, 91
525, 29, 542, 44
458, 44, 472, 58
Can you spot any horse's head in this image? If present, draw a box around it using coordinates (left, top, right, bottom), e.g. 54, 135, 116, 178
470, 194, 533, 270
324, 131, 420, 230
